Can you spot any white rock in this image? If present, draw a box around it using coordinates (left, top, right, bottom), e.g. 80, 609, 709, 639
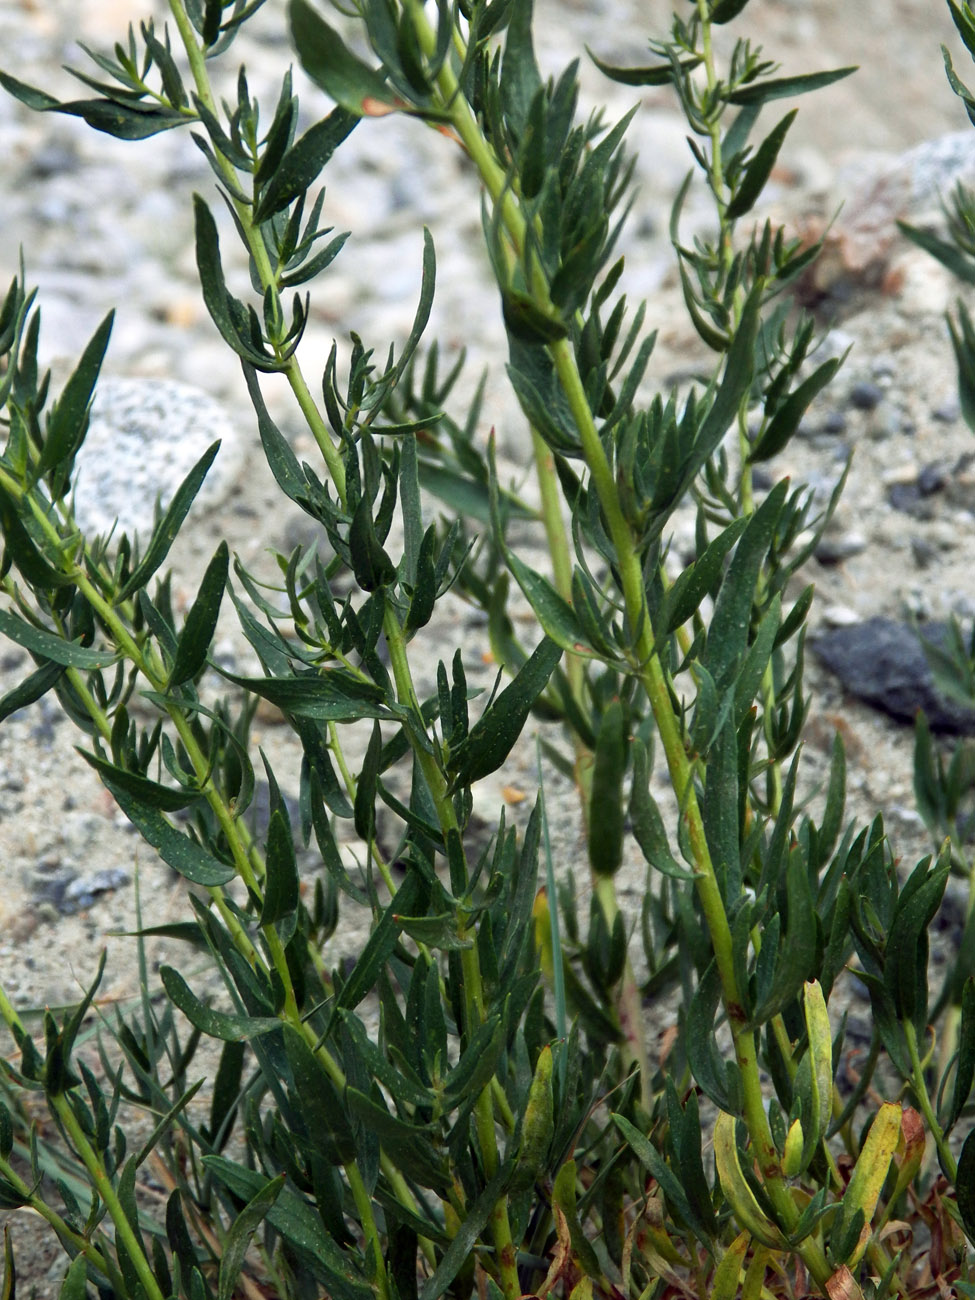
71, 378, 245, 539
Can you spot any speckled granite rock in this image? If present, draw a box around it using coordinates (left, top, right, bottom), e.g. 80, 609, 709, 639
71, 378, 245, 538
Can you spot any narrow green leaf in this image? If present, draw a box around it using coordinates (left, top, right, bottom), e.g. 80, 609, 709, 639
102, 776, 234, 885
0, 658, 64, 723
254, 106, 358, 222
0, 71, 186, 138
612, 1115, 711, 1247
169, 540, 228, 687
958, 1126, 975, 1245
704, 479, 787, 689
418, 1161, 514, 1300
160, 967, 279, 1041
337, 871, 421, 1013
726, 110, 797, 220
283, 1026, 357, 1163
116, 441, 221, 601
260, 808, 299, 939
79, 748, 202, 811
448, 636, 562, 786
630, 738, 693, 879
290, 0, 408, 116
0, 608, 117, 669
0, 483, 75, 589
586, 49, 702, 87
727, 67, 857, 105
663, 517, 747, 634
217, 666, 394, 722
588, 699, 626, 877
39, 311, 113, 479
218, 1176, 284, 1300
750, 357, 843, 462
204, 1155, 372, 1300
897, 219, 975, 285
951, 978, 975, 1129
242, 365, 307, 504
58, 1253, 87, 1300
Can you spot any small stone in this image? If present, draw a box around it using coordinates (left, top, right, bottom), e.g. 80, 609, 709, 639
61, 868, 130, 912
866, 407, 901, 440
887, 482, 934, 518
933, 396, 960, 423
849, 380, 885, 411
911, 537, 939, 569
814, 530, 868, 565
821, 604, 861, 627
820, 409, 847, 435
814, 617, 975, 733
917, 462, 947, 495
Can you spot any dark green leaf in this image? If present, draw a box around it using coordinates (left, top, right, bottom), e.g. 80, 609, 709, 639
217, 666, 394, 722
337, 871, 421, 1013
957, 1126, 975, 1245
750, 357, 843, 462
726, 109, 796, 221
255, 107, 357, 221
80, 748, 202, 811
102, 776, 234, 885
588, 698, 626, 878
0, 71, 186, 138
290, 0, 408, 116
448, 636, 562, 786
169, 540, 228, 687
726, 67, 857, 106
0, 483, 74, 589
0, 608, 117, 669
218, 1175, 284, 1300
39, 311, 113, 480
630, 737, 693, 879
58, 1253, 87, 1300
586, 49, 702, 87
951, 978, 975, 1129
709, 0, 750, 22
283, 1026, 357, 1163
260, 808, 299, 938
160, 967, 279, 1041
204, 1155, 372, 1300
0, 659, 63, 722
897, 220, 975, 285
662, 517, 747, 634
704, 479, 787, 689
418, 1161, 514, 1300
116, 441, 221, 601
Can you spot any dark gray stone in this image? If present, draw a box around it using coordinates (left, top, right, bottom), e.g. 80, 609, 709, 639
849, 380, 885, 411
813, 617, 975, 733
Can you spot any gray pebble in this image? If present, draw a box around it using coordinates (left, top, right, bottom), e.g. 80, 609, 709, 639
849, 380, 885, 411
933, 397, 961, 422
814, 531, 868, 565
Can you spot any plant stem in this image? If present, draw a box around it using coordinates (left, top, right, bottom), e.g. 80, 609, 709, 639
51, 1094, 167, 1300
905, 1018, 957, 1181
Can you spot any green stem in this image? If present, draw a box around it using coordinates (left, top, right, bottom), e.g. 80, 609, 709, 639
51, 1094, 167, 1300
0, 1153, 124, 1291
905, 1018, 957, 1181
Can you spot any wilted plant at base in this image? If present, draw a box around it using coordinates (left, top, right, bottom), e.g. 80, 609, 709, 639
0, 1, 973, 1298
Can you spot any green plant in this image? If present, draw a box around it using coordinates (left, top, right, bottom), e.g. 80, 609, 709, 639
0, 1, 972, 1298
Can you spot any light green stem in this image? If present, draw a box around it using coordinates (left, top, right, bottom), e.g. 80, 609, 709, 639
51, 1094, 167, 1300
905, 1018, 957, 1182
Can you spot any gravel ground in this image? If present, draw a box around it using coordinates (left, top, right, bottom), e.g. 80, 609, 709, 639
2, 0, 975, 1289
